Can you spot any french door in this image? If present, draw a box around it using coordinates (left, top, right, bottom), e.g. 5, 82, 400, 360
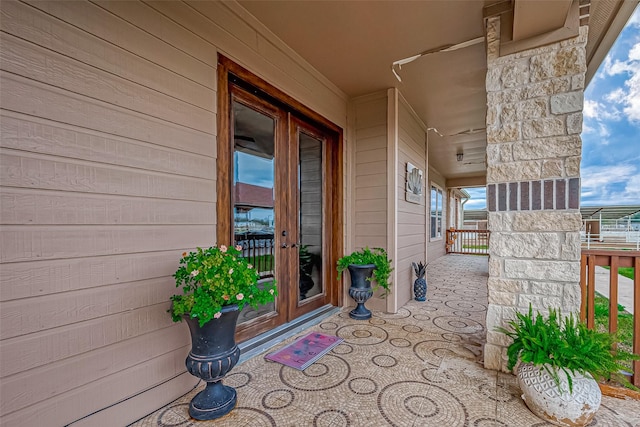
218, 59, 342, 342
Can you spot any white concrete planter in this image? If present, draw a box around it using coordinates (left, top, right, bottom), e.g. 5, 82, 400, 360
517, 363, 602, 427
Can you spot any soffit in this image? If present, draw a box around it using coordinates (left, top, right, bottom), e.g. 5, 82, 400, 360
237, 1, 629, 182
239, 0, 487, 181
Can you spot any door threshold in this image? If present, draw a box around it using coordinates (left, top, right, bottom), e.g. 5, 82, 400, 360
238, 304, 340, 364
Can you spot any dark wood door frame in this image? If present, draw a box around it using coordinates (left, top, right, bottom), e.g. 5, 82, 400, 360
217, 55, 343, 342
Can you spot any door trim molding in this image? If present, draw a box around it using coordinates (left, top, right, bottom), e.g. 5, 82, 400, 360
216, 55, 344, 341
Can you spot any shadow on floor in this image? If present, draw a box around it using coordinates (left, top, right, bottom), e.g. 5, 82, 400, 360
132, 255, 640, 426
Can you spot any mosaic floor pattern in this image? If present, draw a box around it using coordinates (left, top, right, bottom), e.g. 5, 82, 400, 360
132, 255, 640, 427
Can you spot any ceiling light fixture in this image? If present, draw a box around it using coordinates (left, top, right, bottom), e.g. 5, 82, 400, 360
456, 153, 464, 162
391, 36, 485, 82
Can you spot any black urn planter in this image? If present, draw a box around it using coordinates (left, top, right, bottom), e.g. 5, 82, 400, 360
347, 264, 376, 320
184, 304, 241, 420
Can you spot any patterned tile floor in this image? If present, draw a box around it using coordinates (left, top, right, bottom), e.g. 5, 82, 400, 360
132, 255, 640, 427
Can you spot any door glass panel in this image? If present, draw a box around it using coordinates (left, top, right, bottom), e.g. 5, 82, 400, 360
298, 132, 323, 301
232, 101, 277, 325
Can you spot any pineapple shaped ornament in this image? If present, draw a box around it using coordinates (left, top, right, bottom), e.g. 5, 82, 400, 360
412, 262, 427, 301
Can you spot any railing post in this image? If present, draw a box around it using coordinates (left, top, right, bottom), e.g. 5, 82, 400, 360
634, 256, 640, 387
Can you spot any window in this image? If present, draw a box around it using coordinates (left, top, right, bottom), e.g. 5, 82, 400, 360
430, 184, 443, 240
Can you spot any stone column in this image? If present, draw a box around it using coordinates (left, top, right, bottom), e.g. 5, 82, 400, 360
484, 17, 587, 371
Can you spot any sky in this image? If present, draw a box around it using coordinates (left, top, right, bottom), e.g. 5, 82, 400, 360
465, 6, 640, 210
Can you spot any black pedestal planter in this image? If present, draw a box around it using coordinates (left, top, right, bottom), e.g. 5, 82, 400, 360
184, 304, 241, 420
347, 264, 376, 320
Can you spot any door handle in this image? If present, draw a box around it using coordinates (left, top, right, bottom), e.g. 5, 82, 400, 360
281, 243, 289, 248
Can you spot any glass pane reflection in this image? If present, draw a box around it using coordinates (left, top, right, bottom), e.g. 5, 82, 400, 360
298, 132, 323, 301
232, 101, 276, 325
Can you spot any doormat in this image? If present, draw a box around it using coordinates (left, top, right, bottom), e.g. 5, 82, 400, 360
264, 332, 343, 370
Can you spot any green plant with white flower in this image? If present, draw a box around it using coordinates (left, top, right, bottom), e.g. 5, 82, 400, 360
170, 245, 277, 326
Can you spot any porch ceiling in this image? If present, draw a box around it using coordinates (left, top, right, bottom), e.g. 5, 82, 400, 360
238, 0, 630, 183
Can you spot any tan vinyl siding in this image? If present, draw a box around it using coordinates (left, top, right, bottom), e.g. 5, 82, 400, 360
428, 167, 448, 263
350, 92, 387, 311
395, 97, 427, 308
0, 1, 346, 425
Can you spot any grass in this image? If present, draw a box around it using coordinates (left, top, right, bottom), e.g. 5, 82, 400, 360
602, 266, 635, 281
462, 244, 488, 250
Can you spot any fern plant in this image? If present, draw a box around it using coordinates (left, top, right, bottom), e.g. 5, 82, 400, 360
336, 247, 393, 295
497, 305, 638, 393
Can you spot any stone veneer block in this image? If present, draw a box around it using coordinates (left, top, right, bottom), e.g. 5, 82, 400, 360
504, 259, 580, 282
498, 183, 507, 211
509, 182, 518, 210
556, 180, 566, 210
544, 180, 554, 209
520, 181, 530, 210
512, 211, 582, 232
550, 92, 583, 114
488, 184, 496, 212
569, 178, 580, 209
531, 181, 541, 210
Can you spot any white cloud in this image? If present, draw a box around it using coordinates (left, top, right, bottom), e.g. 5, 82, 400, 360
630, 42, 640, 61
622, 66, 640, 121
583, 99, 621, 121
601, 40, 640, 122
597, 123, 610, 138
581, 164, 636, 189
604, 88, 625, 103
581, 164, 640, 204
624, 174, 640, 197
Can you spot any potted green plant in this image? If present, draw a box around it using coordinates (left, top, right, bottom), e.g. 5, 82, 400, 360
170, 245, 277, 420
336, 247, 392, 319
497, 305, 638, 427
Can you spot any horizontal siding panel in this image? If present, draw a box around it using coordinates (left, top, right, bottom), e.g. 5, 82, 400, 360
398, 224, 426, 237
0, 251, 182, 302
0, 151, 215, 202
400, 234, 426, 247
94, 0, 217, 67
355, 173, 386, 188
399, 145, 425, 165
354, 211, 386, 225
397, 243, 425, 259
399, 117, 425, 146
185, 0, 259, 50
398, 211, 426, 224
256, 34, 325, 101
398, 203, 426, 215
0, 112, 215, 180
355, 186, 387, 201
354, 236, 386, 249
0, 225, 215, 263
0, 0, 214, 111
146, 1, 346, 128
0, 73, 215, 156
355, 99, 387, 127
355, 148, 386, 164
1, 300, 179, 377
0, 33, 214, 134
1, 276, 175, 340
355, 161, 386, 177
1, 326, 189, 420
72, 372, 197, 427
355, 199, 386, 213
25, 0, 215, 89
1, 348, 190, 427
355, 224, 386, 237
356, 135, 387, 152
355, 124, 386, 140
